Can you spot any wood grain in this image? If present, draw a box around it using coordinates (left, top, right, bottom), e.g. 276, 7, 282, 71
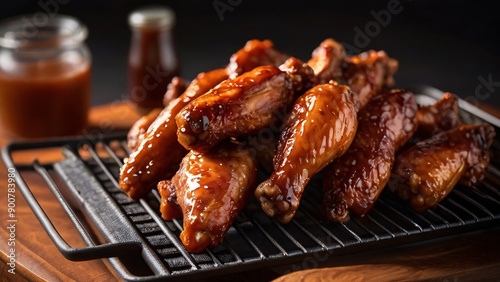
273, 228, 500, 281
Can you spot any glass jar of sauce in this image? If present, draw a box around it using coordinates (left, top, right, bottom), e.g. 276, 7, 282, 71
0, 15, 91, 139
127, 6, 180, 111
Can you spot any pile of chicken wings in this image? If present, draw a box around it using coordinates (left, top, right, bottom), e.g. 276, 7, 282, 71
119, 38, 495, 253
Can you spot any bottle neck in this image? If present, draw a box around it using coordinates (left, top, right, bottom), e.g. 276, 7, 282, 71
129, 26, 176, 66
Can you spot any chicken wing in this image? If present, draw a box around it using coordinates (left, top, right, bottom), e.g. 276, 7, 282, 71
307, 38, 346, 84
416, 92, 460, 139
255, 82, 358, 224
226, 39, 288, 79
389, 124, 495, 212
322, 89, 418, 223
343, 50, 398, 110
173, 141, 258, 253
176, 59, 315, 152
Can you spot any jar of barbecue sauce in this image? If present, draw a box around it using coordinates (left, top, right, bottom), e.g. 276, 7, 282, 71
0, 15, 91, 139
127, 6, 180, 111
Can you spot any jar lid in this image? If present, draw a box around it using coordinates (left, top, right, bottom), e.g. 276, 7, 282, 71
0, 14, 87, 49
128, 6, 176, 29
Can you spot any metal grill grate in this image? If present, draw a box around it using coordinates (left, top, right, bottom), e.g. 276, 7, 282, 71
3, 87, 500, 281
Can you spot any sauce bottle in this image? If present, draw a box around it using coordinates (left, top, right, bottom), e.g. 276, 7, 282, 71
127, 6, 180, 111
0, 15, 91, 138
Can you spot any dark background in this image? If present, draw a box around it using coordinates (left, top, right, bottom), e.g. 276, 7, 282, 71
1, 0, 499, 108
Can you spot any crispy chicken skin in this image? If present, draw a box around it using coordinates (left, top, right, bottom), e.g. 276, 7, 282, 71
172, 142, 258, 253
226, 39, 289, 79
343, 50, 398, 110
255, 82, 358, 224
416, 92, 460, 139
120, 68, 229, 200
322, 89, 418, 222
176, 60, 315, 152
307, 38, 346, 84
389, 124, 495, 212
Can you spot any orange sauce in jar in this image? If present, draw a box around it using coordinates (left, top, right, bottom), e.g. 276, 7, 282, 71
0, 62, 90, 138
0, 15, 91, 139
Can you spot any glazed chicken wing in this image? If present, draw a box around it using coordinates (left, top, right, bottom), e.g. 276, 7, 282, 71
322, 89, 418, 223
255, 82, 358, 224
172, 141, 258, 253
416, 92, 460, 139
343, 50, 398, 110
176, 59, 315, 152
226, 39, 289, 79
389, 124, 495, 212
307, 38, 346, 84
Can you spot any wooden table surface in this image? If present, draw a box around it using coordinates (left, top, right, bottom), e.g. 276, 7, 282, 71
1, 101, 500, 282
